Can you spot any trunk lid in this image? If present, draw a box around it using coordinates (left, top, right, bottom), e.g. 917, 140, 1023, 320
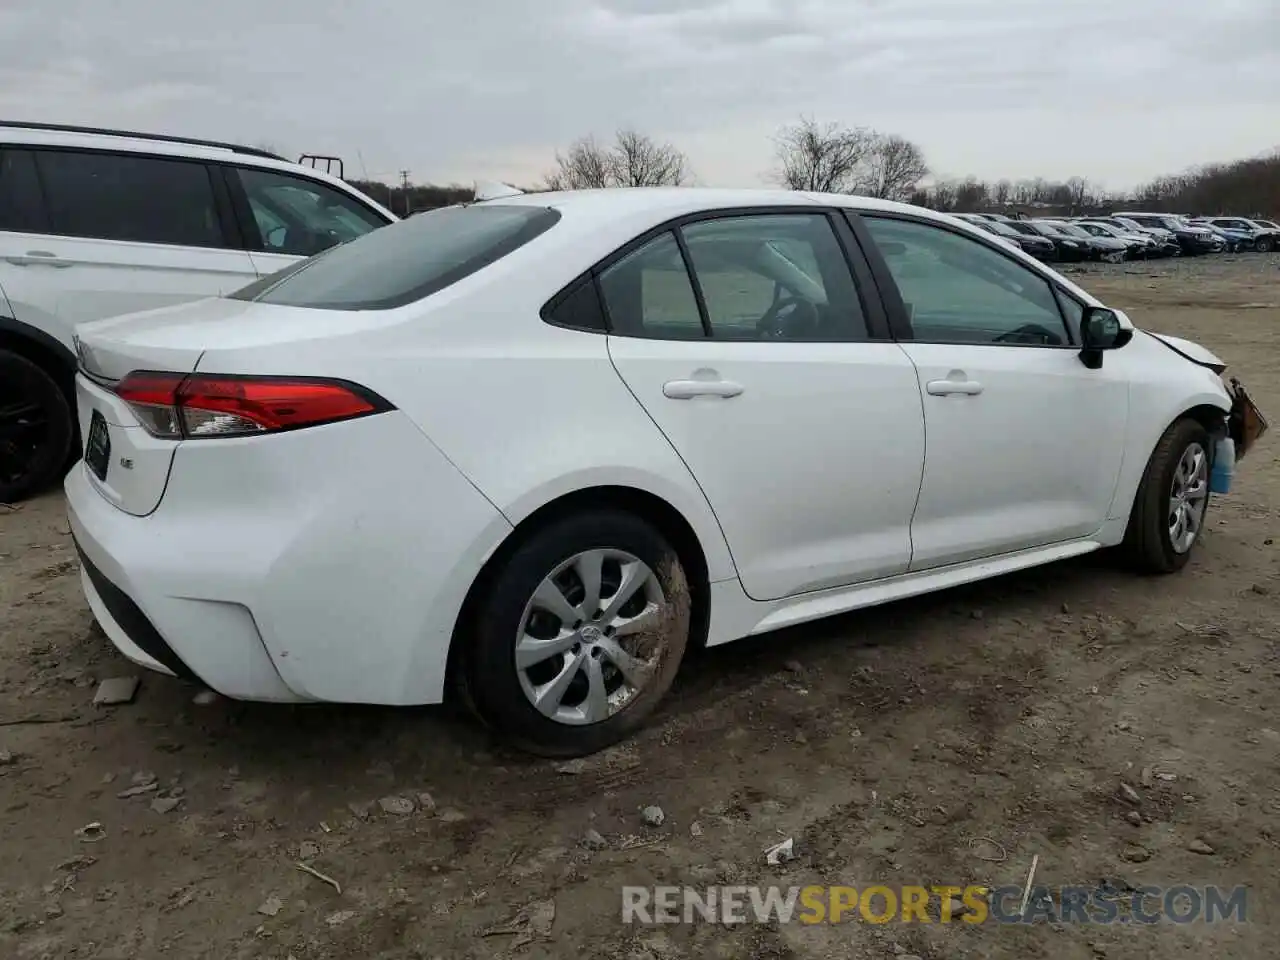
74, 297, 259, 382
72, 295, 399, 516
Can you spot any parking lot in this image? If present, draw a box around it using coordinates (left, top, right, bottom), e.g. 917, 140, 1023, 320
2, 253, 1278, 959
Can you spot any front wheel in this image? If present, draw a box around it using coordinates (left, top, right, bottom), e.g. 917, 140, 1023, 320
1256, 236, 1274, 253
0, 350, 73, 503
460, 509, 692, 757
1121, 418, 1212, 574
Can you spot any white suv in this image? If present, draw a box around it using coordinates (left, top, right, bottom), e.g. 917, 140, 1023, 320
0, 121, 396, 502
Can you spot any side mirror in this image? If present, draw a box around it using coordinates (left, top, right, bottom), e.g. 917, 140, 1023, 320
1079, 306, 1133, 369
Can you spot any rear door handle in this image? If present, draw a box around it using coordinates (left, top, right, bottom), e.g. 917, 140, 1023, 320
663, 379, 745, 400
5, 251, 72, 268
926, 379, 984, 397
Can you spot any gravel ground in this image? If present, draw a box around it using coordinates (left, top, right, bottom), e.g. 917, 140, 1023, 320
2, 253, 1278, 959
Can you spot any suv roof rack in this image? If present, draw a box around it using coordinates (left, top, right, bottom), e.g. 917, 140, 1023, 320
298, 154, 344, 180
0, 120, 287, 162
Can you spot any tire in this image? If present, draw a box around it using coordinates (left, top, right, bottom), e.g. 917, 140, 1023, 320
1256, 237, 1274, 253
0, 349, 74, 504
461, 509, 692, 757
1120, 418, 1212, 574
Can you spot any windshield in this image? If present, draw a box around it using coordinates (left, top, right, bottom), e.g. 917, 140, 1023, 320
231, 204, 560, 311
985, 221, 1021, 237
1053, 223, 1091, 239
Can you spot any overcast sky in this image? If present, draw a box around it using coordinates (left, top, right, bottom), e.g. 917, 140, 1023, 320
2, 1, 1276, 190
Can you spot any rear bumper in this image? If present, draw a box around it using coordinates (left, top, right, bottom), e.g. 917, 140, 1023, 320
67, 464, 303, 701
65, 410, 513, 706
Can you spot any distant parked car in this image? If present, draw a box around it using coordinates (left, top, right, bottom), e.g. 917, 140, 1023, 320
1106, 217, 1181, 256
1191, 221, 1255, 253
962, 217, 1056, 260
1111, 213, 1222, 255
1075, 220, 1160, 258
1008, 220, 1086, 261
1197, 217, 1277, 253
1047, 221, 1131, 262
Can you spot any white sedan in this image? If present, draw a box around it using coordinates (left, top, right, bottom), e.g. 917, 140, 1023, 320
65, 188, 1266, 756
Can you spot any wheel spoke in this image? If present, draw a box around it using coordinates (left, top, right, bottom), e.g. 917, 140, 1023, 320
600, 560, 653, 624
610, 601, 662, 638
574, 549, 605, 618
1184, 477, 1208, 501
515, 627, 579, 669
580, 656, 610, 723
597, 637, 650, 689
532, 649, 588, 717
1185, 501, 1204, 537
531, 578, 580, 627
0, 442, 32, 482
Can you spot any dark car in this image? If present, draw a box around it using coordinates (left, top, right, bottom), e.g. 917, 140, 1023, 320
1199, 217, 1278, 253
1047, 221, 1131, 262
1106, 217, 1181, 256
1111, 213, 1222, 255
967, 218, 1056, 260
1007, 220, 1086, 261
1074, 220, 1159, 258
1191, 221, 1255, 252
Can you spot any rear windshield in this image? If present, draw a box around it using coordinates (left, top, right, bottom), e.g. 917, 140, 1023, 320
231, 204, 560, 310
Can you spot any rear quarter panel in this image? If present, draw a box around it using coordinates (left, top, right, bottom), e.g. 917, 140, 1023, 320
193, 225, 739, 586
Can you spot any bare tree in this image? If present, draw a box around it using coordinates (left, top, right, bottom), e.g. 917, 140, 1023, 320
612, 129, 690, 187
545, 136, 615, 190
771, 117, 877, 193
1064, 176, 1092, 213
862, 134, 929, 201
545, 130, 691, 190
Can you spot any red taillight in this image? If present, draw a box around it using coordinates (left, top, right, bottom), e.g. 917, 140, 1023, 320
115, 372, 391, 440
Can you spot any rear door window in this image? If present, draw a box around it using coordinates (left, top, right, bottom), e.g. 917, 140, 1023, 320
233, 167, 388, 257
0, 149, 49, 233
33, 149, 228, 248
234, 204, 560, 310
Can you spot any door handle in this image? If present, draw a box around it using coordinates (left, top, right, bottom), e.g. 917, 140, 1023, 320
5, 251, 72, 268
926, 379, 984, 396
663, 379, 745, 400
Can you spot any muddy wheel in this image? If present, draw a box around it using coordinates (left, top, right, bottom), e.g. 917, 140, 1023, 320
462, 509, 692, 757
1121, 418, 1212, 574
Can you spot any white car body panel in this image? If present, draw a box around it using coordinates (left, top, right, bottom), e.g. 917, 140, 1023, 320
1144, 331, 1225, 369
0, 231, 259, 353
0, 125, 395, 356
898, 341, 1129, 569
608, 336, 925, 599
63, 188, 1235, 708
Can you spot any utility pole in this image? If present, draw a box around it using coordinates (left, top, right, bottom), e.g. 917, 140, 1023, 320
399, 170, 411, 216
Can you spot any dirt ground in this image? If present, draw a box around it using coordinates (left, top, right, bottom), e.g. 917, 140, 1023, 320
2, 254, 1279, 959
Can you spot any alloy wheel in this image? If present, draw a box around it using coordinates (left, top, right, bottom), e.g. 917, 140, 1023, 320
1168, 442, 1208, 555
0, 394, 49, 489
514, 548, 668, 725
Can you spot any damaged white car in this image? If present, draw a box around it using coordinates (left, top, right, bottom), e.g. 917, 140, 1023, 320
65, 188, 1267, 756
